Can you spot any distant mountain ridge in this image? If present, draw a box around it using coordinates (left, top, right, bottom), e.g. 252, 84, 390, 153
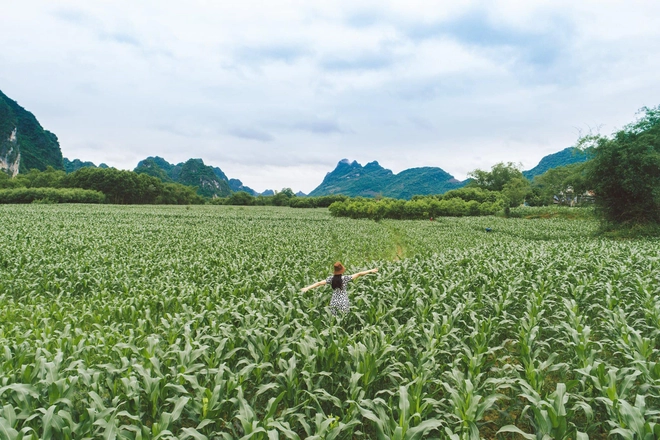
309, 149, 593, 199
2, 88, 594, 199
0, 89, 64, 176
63, 158, 109, 173
308, 159, 465, 199
133, 156, 263, 198
523, 147, 591, 180
134, 157, 233, 198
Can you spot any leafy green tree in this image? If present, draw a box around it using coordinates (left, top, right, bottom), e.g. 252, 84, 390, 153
16, 166, 66, 188
155, 183, 204, 205
0, 171, 21, 189
438, 187, 501, 203
583, 106, 660, 227
530, 162, 589, 206
272, 188, 295, 206
227, 191, 255, 205
502, 177, 532, 207
468, 162, 527, 192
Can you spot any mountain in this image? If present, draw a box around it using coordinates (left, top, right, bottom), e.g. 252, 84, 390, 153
228, 178, 258, 196
134, 157, 177, 182
0, 90, 64, 175
134, 156, 232, 197
63, 158, 109, 173
523, 147, 591, 180
308, 159, 464, 199
177, 159, 232, 198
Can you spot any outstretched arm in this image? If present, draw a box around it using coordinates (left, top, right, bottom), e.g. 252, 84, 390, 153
349, 268, 378, 280
301, 279, 327, 292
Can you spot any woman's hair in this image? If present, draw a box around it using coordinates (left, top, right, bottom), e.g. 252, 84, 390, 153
331, 274, 343, 290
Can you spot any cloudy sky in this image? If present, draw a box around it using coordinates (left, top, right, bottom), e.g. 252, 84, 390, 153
2, 1, 660, 193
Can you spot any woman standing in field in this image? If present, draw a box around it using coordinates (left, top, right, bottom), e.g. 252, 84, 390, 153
301, 262, 378, 315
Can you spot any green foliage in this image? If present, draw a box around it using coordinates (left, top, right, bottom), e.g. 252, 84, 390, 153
467, 162, 532, 207
0, 205, 658, 438
289, 195, 349, 208
227, 190, 257, 205
467, 162, 527, 192
433, 187, 501, 203
528, 162, 590, 207
62, 167, 203, 204
328, 193, 506, 220
583, 105, 660, 229
156, 183, 205, 205
0, 187, 104, 204
13, 166, 66, 188
0, 167, 204, 205
270, 188, 295, 206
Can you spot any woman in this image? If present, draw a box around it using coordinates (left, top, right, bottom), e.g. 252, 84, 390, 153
301, 262, 378, 315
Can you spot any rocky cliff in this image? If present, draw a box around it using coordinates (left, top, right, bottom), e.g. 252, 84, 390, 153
0, 90, 64, 174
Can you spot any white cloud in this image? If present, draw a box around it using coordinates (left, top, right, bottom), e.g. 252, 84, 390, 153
1, 0, 660, 192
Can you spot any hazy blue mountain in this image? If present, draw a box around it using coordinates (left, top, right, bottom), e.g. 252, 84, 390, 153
63, 158, 109, 173
523, 147, 591, 180
0, 89, 64, 175
261, 189, 275, 196
308, 159, 464, 198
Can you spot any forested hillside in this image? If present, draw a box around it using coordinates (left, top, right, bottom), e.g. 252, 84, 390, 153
134, 156, 251, 198
0, 90, 64, 175
522, 147, 591, 180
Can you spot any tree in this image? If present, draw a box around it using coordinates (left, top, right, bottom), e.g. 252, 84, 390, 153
227, 191, 255, 205
502, 177, 532, 207
468, 162, 530, 207
468, 162, 527, 192
530, 162, 589, 206
272, 188, 295, 206
583, 106, 660, 227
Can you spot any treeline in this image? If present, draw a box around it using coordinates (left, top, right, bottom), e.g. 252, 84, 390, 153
328, 188, 506, 220
0, 187, 104, 204
210, 190, 348, 208
0, 167, 203, 204
323, 159, 593, 220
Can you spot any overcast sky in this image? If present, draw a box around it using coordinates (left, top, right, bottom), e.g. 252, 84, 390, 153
2, 1, 660, 193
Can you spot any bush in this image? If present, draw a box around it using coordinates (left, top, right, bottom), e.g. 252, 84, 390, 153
0, 188, 105, 204
328, 196, 504, 220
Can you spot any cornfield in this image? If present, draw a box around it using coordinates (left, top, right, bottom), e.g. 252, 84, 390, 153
0, 205, 658, 439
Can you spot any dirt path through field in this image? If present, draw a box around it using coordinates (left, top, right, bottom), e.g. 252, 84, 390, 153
381, 221, 409, 261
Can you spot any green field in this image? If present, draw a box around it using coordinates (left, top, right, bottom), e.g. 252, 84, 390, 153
1, 205, 658, 439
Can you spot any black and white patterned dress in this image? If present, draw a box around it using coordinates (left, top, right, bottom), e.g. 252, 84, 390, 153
326, 275, 352, 314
